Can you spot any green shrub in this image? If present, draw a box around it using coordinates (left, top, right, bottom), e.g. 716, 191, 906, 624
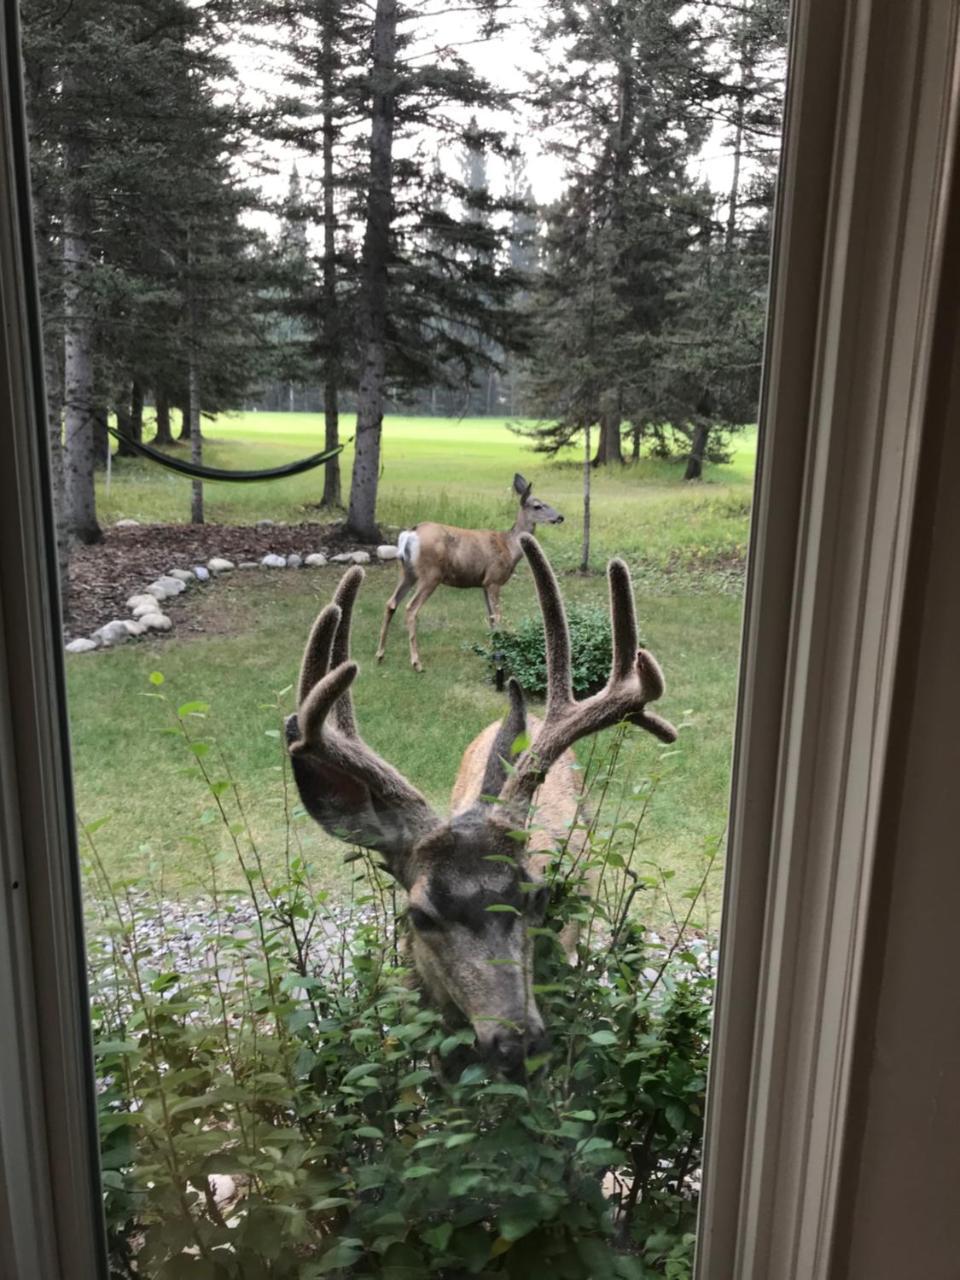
471, 604, 620, 699
84, 676, 714, 1278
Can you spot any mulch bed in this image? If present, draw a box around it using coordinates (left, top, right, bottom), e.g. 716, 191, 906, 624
66, 521, 382, 639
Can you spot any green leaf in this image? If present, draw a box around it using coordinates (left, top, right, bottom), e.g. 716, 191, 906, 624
421, 1222, 453, 1252
148, 671, 164, 686
401, 1165, 437, 1180
177, 701, 209, 717
485, 903, 521, 915
589, 1029, 619, 1046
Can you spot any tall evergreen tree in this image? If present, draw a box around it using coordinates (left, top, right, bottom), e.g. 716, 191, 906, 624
345, 1, 529, 540
521, 0, 714, 467
261, 0, 369, 507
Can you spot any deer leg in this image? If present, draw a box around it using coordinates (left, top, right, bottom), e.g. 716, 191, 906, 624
405, 580, 439, 673
377, 566, 416, 662
484, 584, 502, 628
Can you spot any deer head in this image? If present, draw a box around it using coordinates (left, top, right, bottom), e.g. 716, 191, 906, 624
513, 473, 564, 527
286, 537, 676, 1077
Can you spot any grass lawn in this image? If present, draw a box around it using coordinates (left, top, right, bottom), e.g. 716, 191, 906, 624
72, 412, 754, 927
99, 412, 755, 574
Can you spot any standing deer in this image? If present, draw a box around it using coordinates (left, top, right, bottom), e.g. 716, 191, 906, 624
286, 535, 677, 1077
376, 473, 565, 672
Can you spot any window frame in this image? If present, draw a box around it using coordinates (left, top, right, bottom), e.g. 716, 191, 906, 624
697, 2, 960, 1275
1, 1, 959, 1276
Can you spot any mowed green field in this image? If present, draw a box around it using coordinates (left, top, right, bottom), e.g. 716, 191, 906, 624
72, 413, 754, 925
99, 412, 756, 572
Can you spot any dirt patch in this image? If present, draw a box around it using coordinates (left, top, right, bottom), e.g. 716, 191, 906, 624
67, 521, 388, 639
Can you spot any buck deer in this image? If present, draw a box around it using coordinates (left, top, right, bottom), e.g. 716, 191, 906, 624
376, 473, 564, 672
286, 535, 677, 1078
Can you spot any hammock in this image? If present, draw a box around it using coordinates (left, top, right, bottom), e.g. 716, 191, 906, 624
106, 427, 346, 483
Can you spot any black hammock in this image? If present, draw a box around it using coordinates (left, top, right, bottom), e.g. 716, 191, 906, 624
106, 426, 345, 483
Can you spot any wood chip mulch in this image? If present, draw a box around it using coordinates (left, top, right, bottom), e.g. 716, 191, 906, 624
66, 522, 382, 639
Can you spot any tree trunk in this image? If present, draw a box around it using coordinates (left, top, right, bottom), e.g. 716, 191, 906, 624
45, 351, 70, 618
346, 0, 397, 541
130, 379, 144, 442
189, 358, 203, 524
115, 390, 135, 458
179, 388, 192, 441
593, 410, 624, 466
684, 421, 710, 481
631, 421, 643, 462
63, 231, 101, 543
580, 422, 591, 574
726, 11, 749, 255
154, 391, 173, 445
320, 6, 342, 508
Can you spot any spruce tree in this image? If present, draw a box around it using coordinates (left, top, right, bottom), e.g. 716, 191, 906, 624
344, 1, 529, 540
521, 0, 714, 466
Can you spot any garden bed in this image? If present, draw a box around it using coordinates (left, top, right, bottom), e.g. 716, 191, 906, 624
66, 520, 391, 638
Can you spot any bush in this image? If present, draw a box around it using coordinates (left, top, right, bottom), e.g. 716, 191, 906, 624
84, 676, 714, 1279
471, 604, 620, 699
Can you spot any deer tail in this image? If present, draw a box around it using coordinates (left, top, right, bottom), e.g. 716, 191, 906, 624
398, 529, 420, 569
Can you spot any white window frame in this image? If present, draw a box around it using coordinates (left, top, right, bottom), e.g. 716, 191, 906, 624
1, 1, 958, 1276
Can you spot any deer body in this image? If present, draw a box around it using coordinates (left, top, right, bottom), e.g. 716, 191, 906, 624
376, 473, 564, 671
287, 538, 677, 1077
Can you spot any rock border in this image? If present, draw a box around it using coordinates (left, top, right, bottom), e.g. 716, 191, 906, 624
65, 542, 401, 654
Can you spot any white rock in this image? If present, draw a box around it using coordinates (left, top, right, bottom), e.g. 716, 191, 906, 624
377, 544, 400, 561
145, 582, 170, 601
256, 518, 275, 528
350, 550, 371, 564
127, 593, 160, 612
208, 557, 235, 573
140, 613, 173, 632
123, 619, 147, 637
132, 601, 160, 619
331, 552, 354, 564
286, 553, 303, 568
156, 575, 186, 595
238, 561, 259, 569
193, 565, 210, 581
66, 638, 98, 654
167, 569, 195, 583
261, 553, 286, 569
93, 621, 131, 647
114, 518, 140, 528
304, 553, 327, 568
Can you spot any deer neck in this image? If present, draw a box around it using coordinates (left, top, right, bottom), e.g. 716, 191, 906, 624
507, 508, 536, 564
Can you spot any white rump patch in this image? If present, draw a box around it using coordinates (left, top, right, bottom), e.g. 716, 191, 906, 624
398, 530, 420, 567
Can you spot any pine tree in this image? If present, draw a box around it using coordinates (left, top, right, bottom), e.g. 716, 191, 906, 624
260, 0, 369, 507
345, 2, 529, 540
521, 0, 714, 467
22, 0, 271, 539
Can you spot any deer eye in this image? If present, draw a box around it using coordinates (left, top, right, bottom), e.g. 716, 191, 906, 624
408, 905, 442, 933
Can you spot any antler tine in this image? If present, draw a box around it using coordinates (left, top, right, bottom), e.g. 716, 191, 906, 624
329, 566, 364, 734
519, 533, 573, 717
479, 677, 528, 801
297, 603, 341, 706
290, 660, 359, 753
496, 547, 678, 822
608, 558, 639, 682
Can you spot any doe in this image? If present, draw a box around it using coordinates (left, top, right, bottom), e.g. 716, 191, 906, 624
376, 473, 564, 672
287, 535, 677, 1077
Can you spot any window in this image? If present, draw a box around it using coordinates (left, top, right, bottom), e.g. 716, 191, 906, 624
2, 2, 959, 1277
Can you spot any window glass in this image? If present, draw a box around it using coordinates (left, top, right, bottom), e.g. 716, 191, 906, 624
22, 0, 786, 1272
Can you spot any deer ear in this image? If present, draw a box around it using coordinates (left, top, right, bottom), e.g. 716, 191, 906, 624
479, 679, 528, 800
513, 473, 532, 501
286, 712, 434, 884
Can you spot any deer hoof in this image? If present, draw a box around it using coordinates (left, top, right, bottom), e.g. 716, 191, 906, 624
412, 660, 423, 673
376, 651, 385, 663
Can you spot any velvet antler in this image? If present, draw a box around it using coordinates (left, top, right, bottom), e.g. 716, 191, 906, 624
495, 536, 677, 820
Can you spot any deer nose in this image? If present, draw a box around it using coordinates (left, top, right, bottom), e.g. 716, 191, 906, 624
554, 514, 565, 523
487, 1027, 551, 1079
